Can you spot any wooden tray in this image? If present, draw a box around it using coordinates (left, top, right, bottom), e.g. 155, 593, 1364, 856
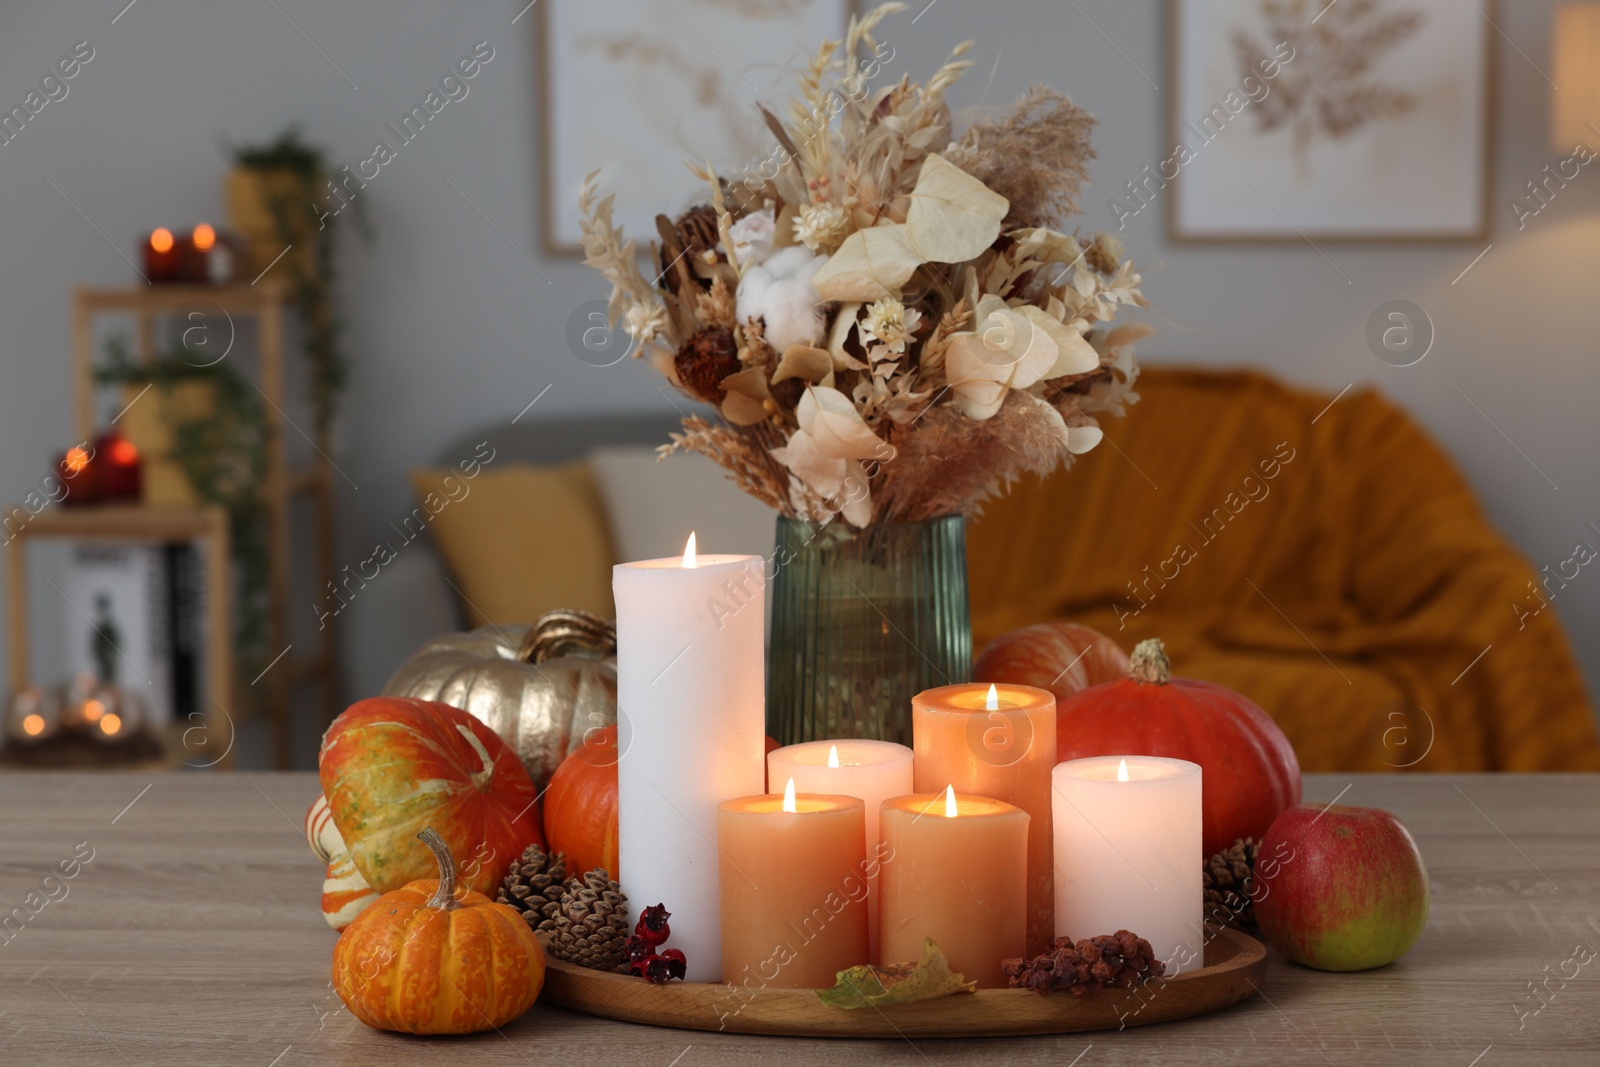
542, 928, 1266, 1038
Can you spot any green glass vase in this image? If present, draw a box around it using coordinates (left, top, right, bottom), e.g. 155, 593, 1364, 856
766, 514, 972, 746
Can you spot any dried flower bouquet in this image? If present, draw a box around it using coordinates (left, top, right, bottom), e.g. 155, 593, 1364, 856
579, 2, 1148, 529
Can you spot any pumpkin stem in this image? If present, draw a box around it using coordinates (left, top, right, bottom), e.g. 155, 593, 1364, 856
418, 827, 465, 911
517, 609, 618, 665
1129, 639, 1172, 685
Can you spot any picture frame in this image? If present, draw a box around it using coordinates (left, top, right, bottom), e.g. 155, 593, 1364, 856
537, 0, 858, 255
1165, 0, 1494, 243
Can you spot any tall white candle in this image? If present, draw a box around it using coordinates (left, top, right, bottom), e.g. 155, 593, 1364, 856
1052, 756, 1203, 973
614, 534, 766, 982
766, 739, 913, 959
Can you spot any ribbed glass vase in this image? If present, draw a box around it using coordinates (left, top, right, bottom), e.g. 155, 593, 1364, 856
767, 514, 972, 746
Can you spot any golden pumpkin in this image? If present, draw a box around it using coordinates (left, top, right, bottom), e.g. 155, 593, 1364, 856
381, 610, 617, 796
332, 828, 545, 1034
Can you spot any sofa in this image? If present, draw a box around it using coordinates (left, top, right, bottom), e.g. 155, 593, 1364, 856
344, 366, 1600, 773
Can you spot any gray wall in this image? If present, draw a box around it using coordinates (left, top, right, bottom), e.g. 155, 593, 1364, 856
1, 1, 1595, 737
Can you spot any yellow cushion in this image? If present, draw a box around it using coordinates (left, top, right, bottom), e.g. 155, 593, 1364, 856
409, 462, 615, 626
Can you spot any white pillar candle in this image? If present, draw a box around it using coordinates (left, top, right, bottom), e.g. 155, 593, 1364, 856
614, 534, 766, 982
1052, 756, 1204, 973
766, 739, 913, 959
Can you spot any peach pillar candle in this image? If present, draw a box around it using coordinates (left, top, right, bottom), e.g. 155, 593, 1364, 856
717, 781, 870, 989
912, 682, 1056, 954
1053, 756, 1204, 973
878, 788, 1028, 988
767, 739, 912, 959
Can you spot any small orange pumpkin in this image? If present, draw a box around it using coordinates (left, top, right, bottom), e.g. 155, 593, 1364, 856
543, 725, 620, 879
333, 828, 546, 1034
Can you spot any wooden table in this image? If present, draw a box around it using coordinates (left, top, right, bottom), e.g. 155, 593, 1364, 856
1, 773, 1595, 1065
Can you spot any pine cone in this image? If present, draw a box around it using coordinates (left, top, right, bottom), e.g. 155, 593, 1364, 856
496, 843, 567, 935
1202, 837, 1260, 937
545, 869, 631, 971
674, 327, 741, 405
674, 204, 722, 261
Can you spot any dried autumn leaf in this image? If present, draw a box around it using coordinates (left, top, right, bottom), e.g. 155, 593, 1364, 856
811, 224, 924, 302
903, 153, 1009, 265
815, 938, 978, 1009
1016, 305, 1099, 379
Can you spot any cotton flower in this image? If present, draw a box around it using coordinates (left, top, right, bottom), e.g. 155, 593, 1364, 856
793, 202, 851, 253
735, 246, 829, 353
727, 208, 776, 266
858, 298, 921, 354
771, 385, 892, 527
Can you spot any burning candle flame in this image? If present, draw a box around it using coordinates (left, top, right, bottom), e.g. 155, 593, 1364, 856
83, 698, 105, 723
782, 776, 797, 813
827, 744, 840, 768
1117, 758, 1129, 782
944, 784, 957, 818
150, 227, 174, 253
985, 683, 999, 711
100, 713, 122, 736
22, 713, 45, 737
682, 531, 697, 568
192, 223, 216, 251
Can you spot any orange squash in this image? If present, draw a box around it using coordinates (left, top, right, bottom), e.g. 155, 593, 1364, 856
543, 725, 620, 878
333, 828, 546, 1034
974, 622, 1130, 704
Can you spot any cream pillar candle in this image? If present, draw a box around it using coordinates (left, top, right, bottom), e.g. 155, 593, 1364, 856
767, 739, 913, 959
1052, 756, 1204, 973
717, 780, 869, 989
614, 534, 766, 982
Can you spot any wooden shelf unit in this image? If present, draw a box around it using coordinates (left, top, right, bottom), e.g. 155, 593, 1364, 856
20, 282, 337, 768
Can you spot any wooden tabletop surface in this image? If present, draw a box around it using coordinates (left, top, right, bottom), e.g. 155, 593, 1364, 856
0, 772, 1596, 1065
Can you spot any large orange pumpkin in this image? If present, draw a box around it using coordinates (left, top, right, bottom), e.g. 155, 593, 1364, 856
974, 622, 1130, 704
1055, 638, 1301, 855
319, 696, 543, 896
543, 725, 620, 878
333, 828, 545, 1034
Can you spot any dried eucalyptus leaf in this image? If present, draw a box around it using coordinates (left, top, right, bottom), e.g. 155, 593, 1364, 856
811, 224, 924, 301
903, 153, 1009, 264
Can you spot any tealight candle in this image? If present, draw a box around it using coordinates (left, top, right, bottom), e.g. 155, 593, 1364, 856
717, 780, 869, 989
912, 682, 1056, 953
1052, 756, 1204, 973
767, 739, 912, 959
614, 533, 767, 982
878, 787, 1028, 988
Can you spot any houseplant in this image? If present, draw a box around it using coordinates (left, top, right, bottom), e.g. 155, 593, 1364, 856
577, 3, 1148, 743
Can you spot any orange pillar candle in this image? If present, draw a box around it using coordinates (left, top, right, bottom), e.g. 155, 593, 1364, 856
717, 781, 869, 989
912, 682, 1056, 954
878, 788, 1028, 988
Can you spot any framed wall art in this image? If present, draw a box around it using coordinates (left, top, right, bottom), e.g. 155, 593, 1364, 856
1166, 0, 1494, 242
538, 0, 858, 254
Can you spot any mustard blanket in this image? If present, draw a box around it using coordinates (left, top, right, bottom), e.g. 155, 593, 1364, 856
969, 366, 1600, 772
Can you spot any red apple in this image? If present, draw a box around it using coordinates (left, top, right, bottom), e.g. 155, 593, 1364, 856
974, 622, 1130, 705
1253, 803, 1429, 971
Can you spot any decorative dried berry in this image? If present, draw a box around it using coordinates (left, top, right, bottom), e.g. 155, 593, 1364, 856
624, 934, 653, 965
636, 904, 672, 947
659, 948, 687, 981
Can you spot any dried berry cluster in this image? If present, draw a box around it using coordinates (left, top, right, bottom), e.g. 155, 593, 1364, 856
623, 904, 686, 984
1001, 931, 1165, 996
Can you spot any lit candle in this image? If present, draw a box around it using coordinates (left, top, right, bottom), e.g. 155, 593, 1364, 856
613, 533, 766, 982
879, 787, 1027, 988
912, 682, 1056, 953
717, 778, 869, 989
767, 739, 912, 959
1052, 756, 1204, 972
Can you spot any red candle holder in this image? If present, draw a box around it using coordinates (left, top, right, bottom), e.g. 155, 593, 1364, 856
95, 429, 141, 501
57, 444, 103, 506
